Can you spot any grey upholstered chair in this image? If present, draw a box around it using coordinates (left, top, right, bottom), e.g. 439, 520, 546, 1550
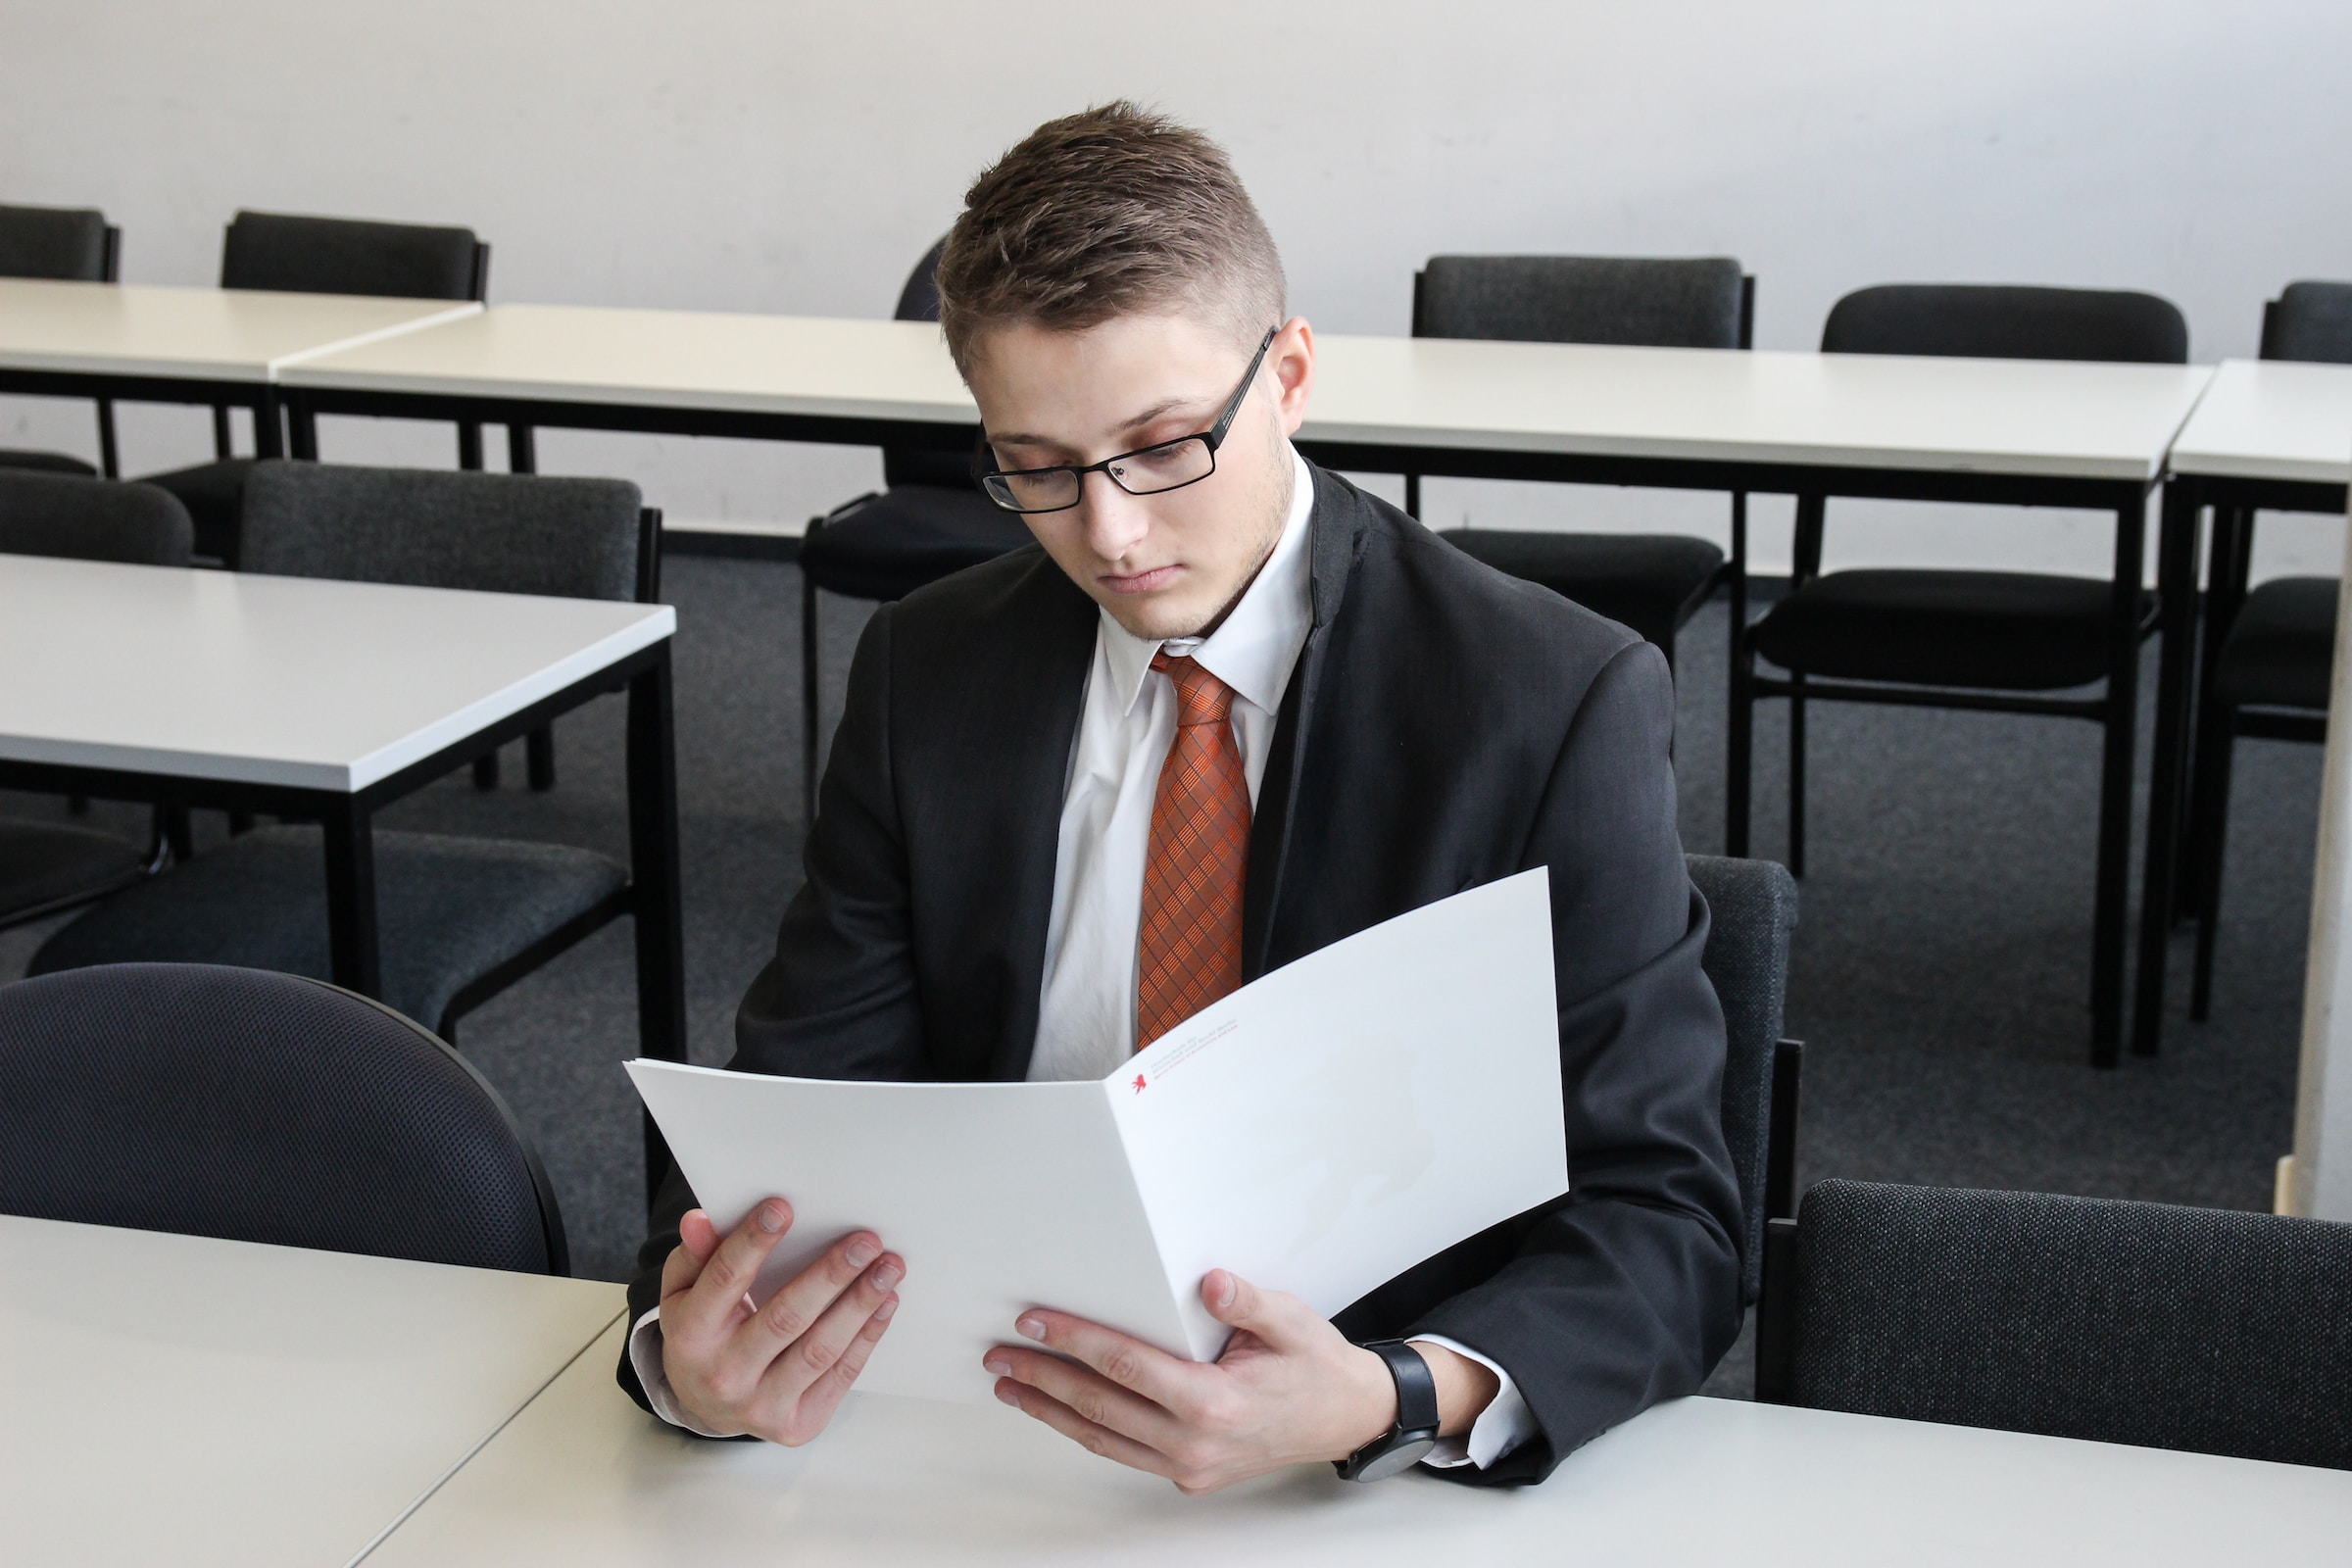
797, 237, 1035, 818
0, 469, 193, 927
1413, 256, 1753, 672
2184, 281, 2352, 1019
1754, 1180, 2352, 1471
137, 211, 495, 568
0, 963, 566, 1273
1688, 854, 1802, 1306
28, 463, 658, 1042
0, 202, 122, 477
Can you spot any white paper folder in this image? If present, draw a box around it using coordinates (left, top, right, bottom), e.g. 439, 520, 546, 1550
625, 867, 1567, 1403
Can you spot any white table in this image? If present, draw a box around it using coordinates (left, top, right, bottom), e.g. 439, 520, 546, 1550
0, 278, 481, 469
2132, 360, 2352, 1057
361, 1314, 2352, 1567
0, 1214, 621, 1568
0, 554, 682, 1055
282, 305, 2210, 1061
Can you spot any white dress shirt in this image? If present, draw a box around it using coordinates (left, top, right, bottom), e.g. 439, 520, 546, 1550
633, 449, 1533, 1469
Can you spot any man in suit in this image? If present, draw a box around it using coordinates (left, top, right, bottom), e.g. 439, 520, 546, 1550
619, 102, 1742, 1490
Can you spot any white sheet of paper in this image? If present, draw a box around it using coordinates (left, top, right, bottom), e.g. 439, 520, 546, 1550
625, 867, 1566, 1403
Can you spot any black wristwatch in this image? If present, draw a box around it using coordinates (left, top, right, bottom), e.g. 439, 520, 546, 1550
1334, 1339, 1442, 1482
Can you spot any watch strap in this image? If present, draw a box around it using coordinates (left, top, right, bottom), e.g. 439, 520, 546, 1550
1334, 1339, 1442, 1481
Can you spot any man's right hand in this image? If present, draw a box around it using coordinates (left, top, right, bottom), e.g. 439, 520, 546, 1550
658, 1198, 904, 1444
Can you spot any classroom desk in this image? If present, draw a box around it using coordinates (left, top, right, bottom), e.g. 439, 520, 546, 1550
0, 1214, 621, 1568
362, 1311, 2352, 1567
0, 555, 684, 1074
2133, 359, 2352, 1054
283, 309, 2210, 1059
0, 278, 481, 469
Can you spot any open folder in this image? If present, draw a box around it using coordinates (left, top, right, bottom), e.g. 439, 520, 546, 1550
625, 867, 1567, 1404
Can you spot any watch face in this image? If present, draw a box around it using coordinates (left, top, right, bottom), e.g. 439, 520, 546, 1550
1351, 1435, 1439, 1483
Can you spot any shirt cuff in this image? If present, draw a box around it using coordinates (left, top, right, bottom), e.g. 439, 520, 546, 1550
627, 1306, 738, 1439
1406, 1335, 1535, 1470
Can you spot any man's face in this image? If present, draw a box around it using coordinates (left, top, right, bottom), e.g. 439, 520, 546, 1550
963, 311, 1316, 642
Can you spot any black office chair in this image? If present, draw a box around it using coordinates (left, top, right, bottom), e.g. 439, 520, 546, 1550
1734, 285, 2185, 1061
0, 469, 194, 925
0, 203, 122, 477
136, 211, 504, 569
27, 462, 659, 1043
2183, 282, 2352, 1019
1411, 256, 1753, 672
1687, 854, 1803, 1307
0, 962, 565, 1273
798, 237, 1035, 817
1754, 1179, 2352, 1470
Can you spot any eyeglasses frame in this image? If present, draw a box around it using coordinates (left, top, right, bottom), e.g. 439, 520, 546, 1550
971, 326, 1282, 514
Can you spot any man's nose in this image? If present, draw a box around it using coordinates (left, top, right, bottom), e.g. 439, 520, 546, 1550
1078, 470, 1152, 560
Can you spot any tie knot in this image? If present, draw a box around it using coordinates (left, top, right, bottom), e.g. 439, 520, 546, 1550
1151, 651, 1236, 727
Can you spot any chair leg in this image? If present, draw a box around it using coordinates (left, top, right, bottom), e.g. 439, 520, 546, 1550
803, 571, 822, 826
2188, 713, 2238, 1022
473, 751, 501, 791
527, 726, 557, 791
1787, 671, 1807, 878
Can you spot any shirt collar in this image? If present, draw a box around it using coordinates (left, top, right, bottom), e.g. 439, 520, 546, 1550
1100, 448, 1316, 717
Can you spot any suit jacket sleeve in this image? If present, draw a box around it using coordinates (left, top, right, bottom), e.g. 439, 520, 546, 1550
1404, 638, 1743, 1486
618, 602, 929, 1414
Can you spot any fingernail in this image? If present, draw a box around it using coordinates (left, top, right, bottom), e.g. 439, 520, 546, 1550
1016, 1314, 1047, 1341
758, 1202, 787, 1234
874, 1296, 898, 1322
995, 1381, 1021, 1406
869, 1260, 902, 1291
845, 1239, 878, 1268
983, 1354, 1009, 1375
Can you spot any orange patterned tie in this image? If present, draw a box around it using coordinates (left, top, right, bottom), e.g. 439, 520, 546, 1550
1136, 652, 1250, 1050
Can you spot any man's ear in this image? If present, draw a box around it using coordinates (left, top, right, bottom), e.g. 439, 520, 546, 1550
1271, 317, 1315, 436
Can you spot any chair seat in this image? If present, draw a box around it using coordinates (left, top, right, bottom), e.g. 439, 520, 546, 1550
800, 483, 1035, 603
0, 818, 148, 925
29, 825, 629, 1033
1445, 530, 1725, 648
2215, 576, 2336, 711
1752, 569, 2152, 691
0, 449, 98, 478
138, 458, 254, 564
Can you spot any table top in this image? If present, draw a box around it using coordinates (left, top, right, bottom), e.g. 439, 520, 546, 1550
278, 301, 979, 423
283, 303, 2212, 482
2165, 357, 2352, 486
0, 278, 482, 384
0, 555, 673, 791
366, 1313, 2352, 1568
0, 1215, 621, 1568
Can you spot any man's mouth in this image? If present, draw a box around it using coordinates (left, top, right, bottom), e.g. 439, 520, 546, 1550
1099, 564, 1181, 595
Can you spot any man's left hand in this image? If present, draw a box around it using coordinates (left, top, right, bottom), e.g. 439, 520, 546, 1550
984, 1268, 1496, 1494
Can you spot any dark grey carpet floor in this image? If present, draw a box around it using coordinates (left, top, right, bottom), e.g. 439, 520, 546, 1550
0, 553, 2318, 1399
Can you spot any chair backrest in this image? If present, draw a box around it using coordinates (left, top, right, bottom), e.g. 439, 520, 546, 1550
1688, 854, 1799, 1303
1415, 255, 1750, 350
239, 461, 649, 602
2262, 281, 2352, 365
0, 962, 565, 1273
1779, 1179, 2352, 1469
220, 209, 487, 301
0, 469, 192, 565
883, 235, 971, 490
0, 203, 118, 282
1822, 284, 2188, 365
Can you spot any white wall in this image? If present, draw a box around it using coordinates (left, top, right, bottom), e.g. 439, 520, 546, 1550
5, 0, 2350, 578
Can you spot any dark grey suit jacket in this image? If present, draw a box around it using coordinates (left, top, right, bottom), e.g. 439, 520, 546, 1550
620, 464, 1743, 1486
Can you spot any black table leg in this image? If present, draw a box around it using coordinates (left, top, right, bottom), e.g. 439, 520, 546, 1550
2132, 481, 2205, 1056
627, 645, 688, 1200
286, 391, 319, 463
321, 799, 382, 1001
2089, 493, 2148, 1065
254, 389, 286, 460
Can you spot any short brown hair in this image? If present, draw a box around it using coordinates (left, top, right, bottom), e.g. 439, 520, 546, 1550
937, 102, 1285, 373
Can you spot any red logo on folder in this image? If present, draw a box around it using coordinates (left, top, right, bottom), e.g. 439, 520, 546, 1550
1132, 1073, 1148, 1094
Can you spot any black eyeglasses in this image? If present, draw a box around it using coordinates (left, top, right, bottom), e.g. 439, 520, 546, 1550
973, 327, 1279, 514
